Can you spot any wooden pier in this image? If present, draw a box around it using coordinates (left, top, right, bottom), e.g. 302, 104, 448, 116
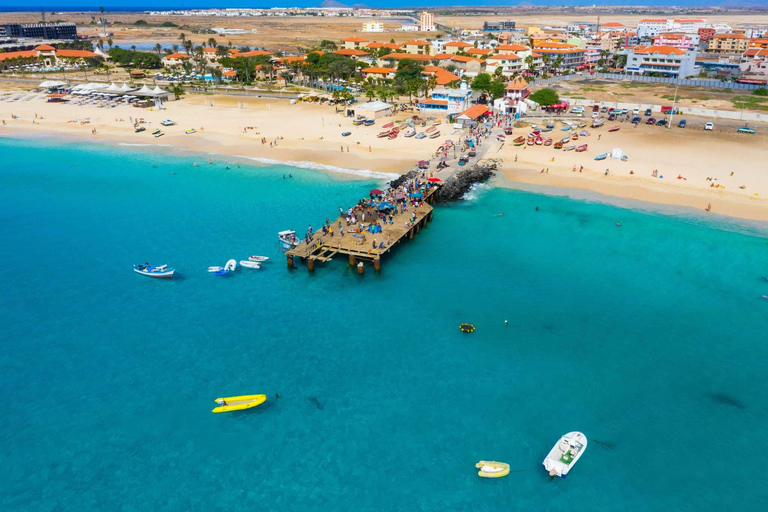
286, 186, 438, 273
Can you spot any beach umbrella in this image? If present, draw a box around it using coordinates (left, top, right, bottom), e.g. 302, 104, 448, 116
369, 188, 383, 196
428, 178, 441, 183
417, 160, 429, 166
377, 201, 394, 210
409, 192, 422, 198
393, 192, 406, 200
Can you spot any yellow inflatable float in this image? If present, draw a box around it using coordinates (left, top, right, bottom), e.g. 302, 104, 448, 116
475, 460, 510, 478
212, 394, 267, 413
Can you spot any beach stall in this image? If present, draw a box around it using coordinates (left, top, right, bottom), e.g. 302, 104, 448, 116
355, 100, 393, 119
37, 80, 68, 93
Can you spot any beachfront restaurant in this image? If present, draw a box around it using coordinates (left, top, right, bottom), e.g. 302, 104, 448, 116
453, 104, 491, 128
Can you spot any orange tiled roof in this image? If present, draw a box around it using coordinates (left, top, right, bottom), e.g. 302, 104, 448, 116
343, 37, 369, 42
223, 70, 237, 77
165, 53, 191, 60
361, 66, 396, 74
237, 50, 272, 57
381, 53, 433, 61
632, 45, 687, 55
496, 44, 530, 52
488, 53, 521, 61
336, 48, 369, 57
601, 22, 626, 28
444, 41, 473, 48
505, 76, 529, 91
34, 44, 55, 51
534, 42, 578, 49
403, 40, 431, 46
57, 49, 98, 58
713, 33, 747, 39
451, 55, 482, 63
458, 104, 490, 120
466, 48, 492, 56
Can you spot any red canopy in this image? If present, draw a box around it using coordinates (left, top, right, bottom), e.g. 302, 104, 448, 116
369, 188, 383, 196
428, 178, 441, 183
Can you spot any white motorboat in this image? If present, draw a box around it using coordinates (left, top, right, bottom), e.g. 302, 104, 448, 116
278, 230, 300, 248
239, 260, 261, 269
208, 260, 237, 274
248, 255, 269, 263
543, 431, 587, 478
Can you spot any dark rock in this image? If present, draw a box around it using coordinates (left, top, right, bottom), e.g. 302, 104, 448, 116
433, 160, 498, 203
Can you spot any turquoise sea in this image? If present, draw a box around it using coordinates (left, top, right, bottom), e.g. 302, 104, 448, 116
1, 137, 767, 511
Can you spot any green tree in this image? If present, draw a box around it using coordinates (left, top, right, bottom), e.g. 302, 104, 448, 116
318, 40, 337, 51
754, 88, 768, 97
529, 88, 559, 106
395, 59, 424, 82
172, 84, 184, 100
471, 73, 493, 94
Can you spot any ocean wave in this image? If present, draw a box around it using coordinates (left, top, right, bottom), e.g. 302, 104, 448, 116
462, 182, 492, 201
118, 143, 175, 147
228, 155, 401, 181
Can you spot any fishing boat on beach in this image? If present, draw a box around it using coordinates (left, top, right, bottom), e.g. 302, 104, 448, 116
513, 136, 525, 146
382, 122, 394, 129
594, 153, 608, 160
279, 230, 300, 248
133, 263, 175, 278
592, 118, 605, 128
504, 127, 514, 135
134, 126, 145, 133
426, 126, 436, 133
341, 131, 351, 137
560, 135, 571, 144
185, 128, 196, 134
403, 127, 416, 137
377, 130, 390, 138
572, 133, 579, 140
212, 394, 267, 414
458, 155, 469, 166
543, 138, 553, 146
608, 126, 620, 132
575, 144, 588, 152
554, 141, 563, 149
476, 461, 510, 479
154, 131, 164, 138
563, 145, 576, 151
429, 131, 440, 139
543, 432, 587, 478
415, 132, 426, 139
364, 119, 375, 126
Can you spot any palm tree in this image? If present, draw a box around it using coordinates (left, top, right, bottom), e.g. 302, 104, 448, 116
553, 55, 564, 73
97, 39, 104, 51
154, 43, 162, 55
130, 45, 136, 52
183, 40, 193, 55
525, 55, 534, 73
179, 33, 186, 43
172, 44, 179, 53
107, 38, 113, 49
207, 37, 217, 48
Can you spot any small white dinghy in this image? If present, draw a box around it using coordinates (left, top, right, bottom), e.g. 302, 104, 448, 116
240, 260, 261, 269
248, 255, 269, 263
208, 259, 237, 276
543, 431, 587, 478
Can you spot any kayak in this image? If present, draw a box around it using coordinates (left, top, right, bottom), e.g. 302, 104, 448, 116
212, 394, 267, 413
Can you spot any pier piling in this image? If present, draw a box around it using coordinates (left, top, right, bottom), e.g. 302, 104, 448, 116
374, 258, 381, 272
286, 255, 294, 269
357, 262, 364, 275
307, 257, 315, 273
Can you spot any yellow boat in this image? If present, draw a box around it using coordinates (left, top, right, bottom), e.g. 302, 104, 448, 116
475, 460, 510, 478
212, 394, 267, 413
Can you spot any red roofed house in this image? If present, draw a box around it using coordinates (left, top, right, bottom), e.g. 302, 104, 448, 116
485, 53, 523, 76
422, 65, 460, 86
493, 75, 530, 115
164, 52, 192, 66
402, 40, 432, 56
380, 52, 433, 62
450, 54, 484, 75
442, 41, 473, 54
600, 22, 629, 33
335, 48, 371, 60
708, 33, 750, 54
739, 48, 768, 84
361, 66, 396, 80
0, 44, 99, 69
625, 45, 696, 78
533, 42, 585, 69
698, 28, 716, 44
342, 37, 369, 50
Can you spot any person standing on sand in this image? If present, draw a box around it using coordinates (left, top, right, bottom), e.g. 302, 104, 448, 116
706, 203, 712, 212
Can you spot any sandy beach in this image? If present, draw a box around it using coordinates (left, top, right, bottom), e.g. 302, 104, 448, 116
2, 90, 768, 221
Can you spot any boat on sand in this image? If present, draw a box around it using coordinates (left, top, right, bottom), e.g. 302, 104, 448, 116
475, 461, 510, 478
543, 431, 587, 478
212, 394, 267, 413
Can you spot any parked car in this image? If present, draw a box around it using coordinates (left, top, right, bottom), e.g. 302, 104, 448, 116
705, 122, 714, 131
656, 119, 668, 126
631, 116, 641, 124
608, 114, 616, 121
644, 108, 652, 116
632, 108, 640, 115
646, 117, 656, 125
593, 105, 600, 112
621, 108, 628, 115
737, 126, 755, 134
678, 119, 686, 128
601, 106, 609, 113
592, 112, 600, 118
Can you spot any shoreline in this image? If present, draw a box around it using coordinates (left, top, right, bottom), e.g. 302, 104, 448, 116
1, 91, 767, 222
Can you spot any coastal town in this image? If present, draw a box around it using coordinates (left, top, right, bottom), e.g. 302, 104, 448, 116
0, 7, 767, 221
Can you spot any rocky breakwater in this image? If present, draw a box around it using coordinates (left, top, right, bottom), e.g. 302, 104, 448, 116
389, 159, 498, 202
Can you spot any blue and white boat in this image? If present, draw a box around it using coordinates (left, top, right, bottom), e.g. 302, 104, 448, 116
134, 263, 175, 278
594, 153, 608, 161
208, 259, 237, 276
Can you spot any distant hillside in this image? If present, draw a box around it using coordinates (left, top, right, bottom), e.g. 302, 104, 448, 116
318, 0, 349, 8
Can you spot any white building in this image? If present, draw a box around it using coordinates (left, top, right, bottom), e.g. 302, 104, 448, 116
399, 24, 419, 32
419, 11, 436, 32
637, 18, 706, 38
624, 45, 697, 78
362, 21, 384, 33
